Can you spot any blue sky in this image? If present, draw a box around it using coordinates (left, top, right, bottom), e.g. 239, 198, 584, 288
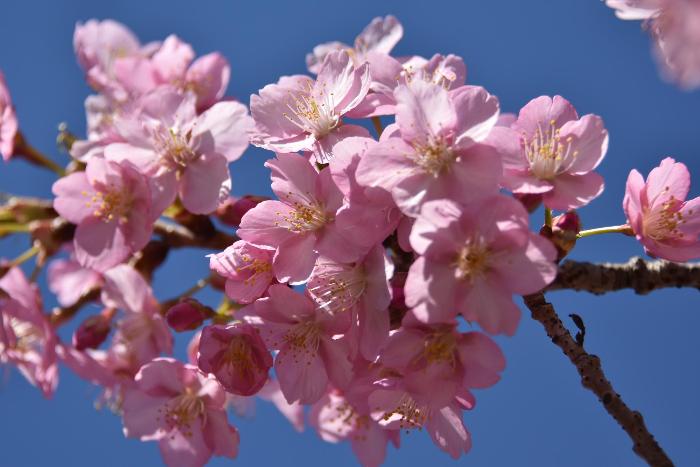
1, 0, 700, 466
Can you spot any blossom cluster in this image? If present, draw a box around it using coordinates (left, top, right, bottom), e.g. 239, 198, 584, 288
1, 13, 699, 467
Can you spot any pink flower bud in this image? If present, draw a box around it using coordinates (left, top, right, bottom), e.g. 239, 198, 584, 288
198, 323, 272, 396
73, 313, 111, 350
166, 298, 208, 332
541, 211, 581, 261
215, 195, 268, 227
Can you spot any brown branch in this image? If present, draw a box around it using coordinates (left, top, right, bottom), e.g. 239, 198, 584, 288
153, 220, 236, 250
523, 292, 673, 467
548, 257, 700, 295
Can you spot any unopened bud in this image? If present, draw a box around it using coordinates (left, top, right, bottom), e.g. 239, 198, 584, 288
541, 211, 581, 262
514, 193, 543, 213
216, 195, 268, 227
166, 298, 210, 332
73, 313, 111, 350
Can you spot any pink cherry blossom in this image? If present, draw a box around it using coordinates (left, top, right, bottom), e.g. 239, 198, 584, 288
101, 265, 172, 371
250, 284, 353, 404
121, 358, 239, 467
104, 88, 252, 214
306, 15, 403, 74
307, 244, 393, 360
111, 35, 232, 110
0, 267, 58, 398
624, 157, 700, 261
310, 390, 398, 467
52, 158, 157, 272
350, 53, 468, 118
237, 152, 366, 283
250, 50, 371, 163
209, 240, 275, 303
187, 330, 304, 431
73, 19, 158, 100
489, 95, 608, 211
356, 80, 502, 216
405, 196, 557, 335
47, 252, 103, 307
368, 378, 475, 459
379, 320, 505, 407
197, 322, 273, 396
0, 71, 18, 160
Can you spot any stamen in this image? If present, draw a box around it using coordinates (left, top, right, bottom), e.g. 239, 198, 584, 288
522, 120, 577, 180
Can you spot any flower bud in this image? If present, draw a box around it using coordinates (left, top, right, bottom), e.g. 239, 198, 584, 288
166, 298, 209, 332
215, 195, 268, 227
73, 313, 111, 350
541, 211, 581, 262
198, 322, 272, 396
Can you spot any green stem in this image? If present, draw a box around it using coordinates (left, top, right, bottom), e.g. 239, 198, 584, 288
544, 207, 553, 228
577, 224, 633, 239
371, 116, 383, 138
0, 222, 31, 236
11, 245, 39, 266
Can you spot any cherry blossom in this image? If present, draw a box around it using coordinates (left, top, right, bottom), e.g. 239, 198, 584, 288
490, 95, 608, 211
624, 157, 700, 261
405, 196, 557, 334
250, 50, 371, 163
121, 358, 239, 467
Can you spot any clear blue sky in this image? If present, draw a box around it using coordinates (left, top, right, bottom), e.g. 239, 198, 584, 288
1, 1, 700, 466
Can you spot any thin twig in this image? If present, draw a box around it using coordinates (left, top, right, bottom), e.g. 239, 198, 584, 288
523, 292, 673, 467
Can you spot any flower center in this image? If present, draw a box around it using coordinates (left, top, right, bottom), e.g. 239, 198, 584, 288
223, 336, 255, 374
160, 389, 205, 435
411, 137, 455, 177
643, 196, 688, 241
153, 126, 198, 170
276, 321, 322, 365
308, 261, 367, 315
522, 120, 577, 180
83, 188, 131, 223
276, 196, 331, 233
236, 254, 273, 286
454, 239, 491, 281
283, 81, 340, 139
423, 331, 457, 365
328, 399, 371, 440
380, 393, 428, 430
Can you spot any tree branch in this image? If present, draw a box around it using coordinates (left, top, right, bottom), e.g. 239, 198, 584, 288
548, 257, 700, 295
523, 292, 673, 467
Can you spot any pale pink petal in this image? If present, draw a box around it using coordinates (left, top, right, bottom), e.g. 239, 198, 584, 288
52, 172, 97, 224
74, 217, 129, 272
355, 15, 403, 54
450, 85, 500, 147
544, 172, 605, 210
275, 343, 328, 404
646, 157, 690, 207
395, 80, 454, 144
273, 233, 318, 284
426, 405, 471, 459
179, 154, 229, 214
186, 53, 230, 111
560, 114, 609, 174
192, 101, 252, 162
